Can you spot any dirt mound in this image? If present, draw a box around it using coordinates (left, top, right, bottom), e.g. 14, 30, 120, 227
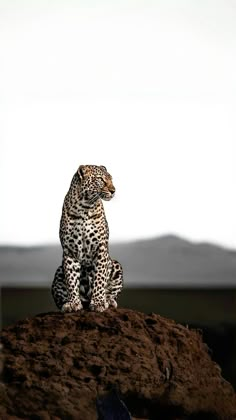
0, 308, 235, 419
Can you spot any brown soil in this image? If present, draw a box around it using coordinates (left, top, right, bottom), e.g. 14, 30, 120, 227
0, 308, 235, 420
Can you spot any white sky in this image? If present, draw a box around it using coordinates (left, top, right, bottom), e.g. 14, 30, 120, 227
0, 0, 236, 247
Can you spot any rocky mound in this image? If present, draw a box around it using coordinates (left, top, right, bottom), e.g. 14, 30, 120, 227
0, 308, 235, 420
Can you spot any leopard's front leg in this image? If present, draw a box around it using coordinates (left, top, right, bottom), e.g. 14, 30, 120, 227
89, 248, 109, 312
61, 253, 83, 312
106, 259, 123, 308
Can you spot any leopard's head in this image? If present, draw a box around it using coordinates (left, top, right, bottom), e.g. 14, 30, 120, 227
77, 165, 115, 204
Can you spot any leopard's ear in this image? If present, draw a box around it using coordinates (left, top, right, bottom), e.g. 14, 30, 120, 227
78, 165, 86, 180
100, 165, 107, 171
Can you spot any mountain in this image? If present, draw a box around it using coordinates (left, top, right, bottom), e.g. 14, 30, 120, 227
0, 235, 236, 288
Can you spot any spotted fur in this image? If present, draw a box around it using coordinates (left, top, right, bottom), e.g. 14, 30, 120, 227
51, 165, 123, 313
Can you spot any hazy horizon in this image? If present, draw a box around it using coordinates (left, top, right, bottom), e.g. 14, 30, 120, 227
1, 233, 236, 252
1, 234, 236, 288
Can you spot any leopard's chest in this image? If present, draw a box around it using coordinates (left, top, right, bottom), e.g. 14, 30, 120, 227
62, 214, 108, 261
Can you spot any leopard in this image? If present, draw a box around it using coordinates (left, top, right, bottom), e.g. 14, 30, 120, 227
51, 164, 123, 313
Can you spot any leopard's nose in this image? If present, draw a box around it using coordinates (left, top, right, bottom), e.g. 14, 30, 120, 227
110, 187, 116, 195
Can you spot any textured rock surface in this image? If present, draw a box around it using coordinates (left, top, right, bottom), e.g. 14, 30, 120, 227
0, 308, 235, 420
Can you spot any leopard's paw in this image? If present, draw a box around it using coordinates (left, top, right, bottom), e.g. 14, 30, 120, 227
61, 300, 83, 313
89, 301, 107, 312
107, 298, 118, 309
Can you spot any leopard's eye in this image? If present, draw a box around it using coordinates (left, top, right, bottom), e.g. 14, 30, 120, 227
96, 176, 104, 186
97, 176, 105, 182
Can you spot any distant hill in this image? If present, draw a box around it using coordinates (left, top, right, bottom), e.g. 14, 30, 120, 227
0, 235, 236, 287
